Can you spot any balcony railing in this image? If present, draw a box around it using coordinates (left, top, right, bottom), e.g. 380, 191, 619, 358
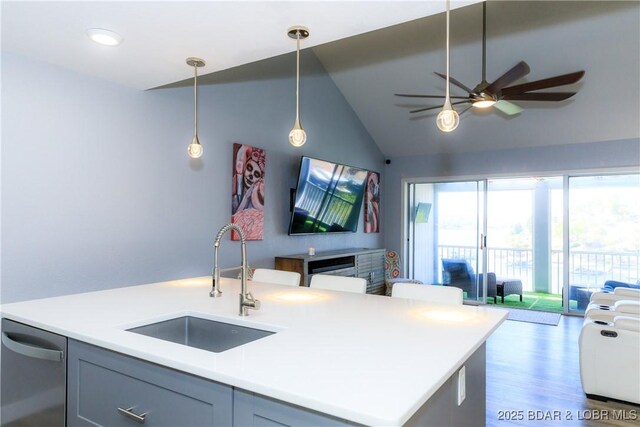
438, 245, 639, 294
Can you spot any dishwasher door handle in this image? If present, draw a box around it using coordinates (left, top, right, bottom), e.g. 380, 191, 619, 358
2, 332, 63, 362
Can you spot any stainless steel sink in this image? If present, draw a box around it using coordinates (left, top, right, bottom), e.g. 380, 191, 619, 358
127, 316, 275, 353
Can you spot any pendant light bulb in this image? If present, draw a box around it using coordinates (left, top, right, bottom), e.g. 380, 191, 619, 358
436, 106, 460, 132
289, 120, 307, 147
438, 0, 459, 133
288, 26, 310, 147
186, 57, 205, 158
188, 135, 203, 158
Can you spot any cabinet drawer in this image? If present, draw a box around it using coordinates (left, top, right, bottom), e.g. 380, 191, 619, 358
68, 340, 232, 427
233, 389, 351, 427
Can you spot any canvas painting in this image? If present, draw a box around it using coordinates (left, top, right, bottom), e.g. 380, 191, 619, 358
364, 171, 380, 233
231, 143, 265, 240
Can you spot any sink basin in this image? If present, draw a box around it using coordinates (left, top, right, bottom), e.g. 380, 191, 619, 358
127, 316, 275, 353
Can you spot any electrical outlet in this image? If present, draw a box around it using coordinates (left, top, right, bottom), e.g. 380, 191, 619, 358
457, 366, 466, 406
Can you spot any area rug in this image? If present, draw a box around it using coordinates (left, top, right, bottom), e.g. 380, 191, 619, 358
506, 308, 561, 326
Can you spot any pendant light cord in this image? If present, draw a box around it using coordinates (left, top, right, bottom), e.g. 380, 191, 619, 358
445, 0, 451, 103
295, 31, 301, 122
193, 65, 198, 136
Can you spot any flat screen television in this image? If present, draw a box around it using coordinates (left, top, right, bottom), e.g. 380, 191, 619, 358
288, 157, 368, 235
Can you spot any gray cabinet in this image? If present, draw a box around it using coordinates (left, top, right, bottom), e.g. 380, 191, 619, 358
233, 389, 351, 427
356, 250, 385, 294
65, 338, 485, 427
67, 340, 233, 427
404, 343, 486, 427
275, 248, 386, 294
66, 341, 350, 427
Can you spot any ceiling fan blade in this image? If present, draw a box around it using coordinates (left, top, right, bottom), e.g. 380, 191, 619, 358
502, 92, 577, 102
409, 100, 469, 114
409, 105, 441, 114
459, 105, 472, 116
434, 72, 474, 94
492, 100, 523, 115
395, 94, 468, 99
485, 61, 531, 94
500, 71, 585, 96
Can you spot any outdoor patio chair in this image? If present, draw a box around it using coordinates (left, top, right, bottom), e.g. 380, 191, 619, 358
442, 258, 475, 297
441, 259, 497, 302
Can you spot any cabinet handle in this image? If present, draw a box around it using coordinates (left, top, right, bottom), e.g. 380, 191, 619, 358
117, 407, 147, 424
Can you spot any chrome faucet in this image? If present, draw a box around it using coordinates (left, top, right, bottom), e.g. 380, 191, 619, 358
210, 223, 260, 316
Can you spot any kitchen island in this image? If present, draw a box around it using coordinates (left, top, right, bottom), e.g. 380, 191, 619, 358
1, 277, 506, 426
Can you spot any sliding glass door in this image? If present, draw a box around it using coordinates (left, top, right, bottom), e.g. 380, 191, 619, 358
486, 177, 564, 312
406, 172, 638, 313
567, 174, 640, 314
407, 181, 487, 303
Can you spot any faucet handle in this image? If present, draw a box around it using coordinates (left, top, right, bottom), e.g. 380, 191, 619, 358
246, 292, 261, 309
239, 292, 260, 315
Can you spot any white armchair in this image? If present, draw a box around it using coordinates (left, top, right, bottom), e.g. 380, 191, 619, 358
579, 316, 640, 404
585, 300, 640, 323
589, 287, 640, 305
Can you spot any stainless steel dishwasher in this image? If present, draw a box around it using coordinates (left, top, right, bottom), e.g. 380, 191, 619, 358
1, 318, 67, 427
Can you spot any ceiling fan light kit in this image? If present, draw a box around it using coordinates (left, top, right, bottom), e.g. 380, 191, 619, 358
471, 92, 496, 109
436, 0, 459, 133
396, 2, 585, 122
288, 25, 310, 147
187, 57, 205, 159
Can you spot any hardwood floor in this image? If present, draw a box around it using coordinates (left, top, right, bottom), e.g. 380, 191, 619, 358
486, 315, 639, 427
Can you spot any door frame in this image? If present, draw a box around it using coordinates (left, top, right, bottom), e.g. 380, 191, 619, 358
400, 167, 636, 311
403, 178, 488, 305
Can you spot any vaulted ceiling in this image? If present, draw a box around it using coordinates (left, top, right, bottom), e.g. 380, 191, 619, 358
1, 0, 479, 89
313, 1, 640, 156
3, 1, 639, 157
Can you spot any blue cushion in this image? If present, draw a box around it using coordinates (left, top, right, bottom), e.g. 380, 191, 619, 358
603, 280, 640, 292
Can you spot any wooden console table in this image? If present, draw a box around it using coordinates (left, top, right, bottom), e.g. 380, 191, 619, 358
275, 248, 386, 294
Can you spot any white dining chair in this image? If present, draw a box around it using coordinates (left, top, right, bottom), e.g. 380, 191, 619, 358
391, 282, 463, 305
251, 268, 301, 287
309, 275, 367, 294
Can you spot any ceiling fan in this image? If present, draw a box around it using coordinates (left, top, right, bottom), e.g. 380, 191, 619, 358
396, 2, 585, 116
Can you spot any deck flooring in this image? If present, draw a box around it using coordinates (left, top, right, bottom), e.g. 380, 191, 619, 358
486, 315, 638, 426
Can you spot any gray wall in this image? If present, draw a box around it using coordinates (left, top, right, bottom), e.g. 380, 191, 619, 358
382, 138, 640, 254
1, 51, 384, 303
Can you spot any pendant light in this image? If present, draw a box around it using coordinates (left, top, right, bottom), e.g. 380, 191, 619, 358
287, 26, 310, 147
187, 57, 205, 158
436, 0, 460, 132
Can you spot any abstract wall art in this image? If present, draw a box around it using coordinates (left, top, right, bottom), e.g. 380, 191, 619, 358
231, 143, 265, 240
364, 171, 380, 233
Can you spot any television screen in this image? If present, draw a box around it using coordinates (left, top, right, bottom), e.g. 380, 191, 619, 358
288, 157, 368, 235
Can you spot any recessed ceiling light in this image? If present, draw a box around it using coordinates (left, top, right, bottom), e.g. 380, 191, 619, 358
86, 28, 123, 46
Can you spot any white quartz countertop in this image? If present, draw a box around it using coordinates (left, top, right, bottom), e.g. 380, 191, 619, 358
0, 277, 507, 426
